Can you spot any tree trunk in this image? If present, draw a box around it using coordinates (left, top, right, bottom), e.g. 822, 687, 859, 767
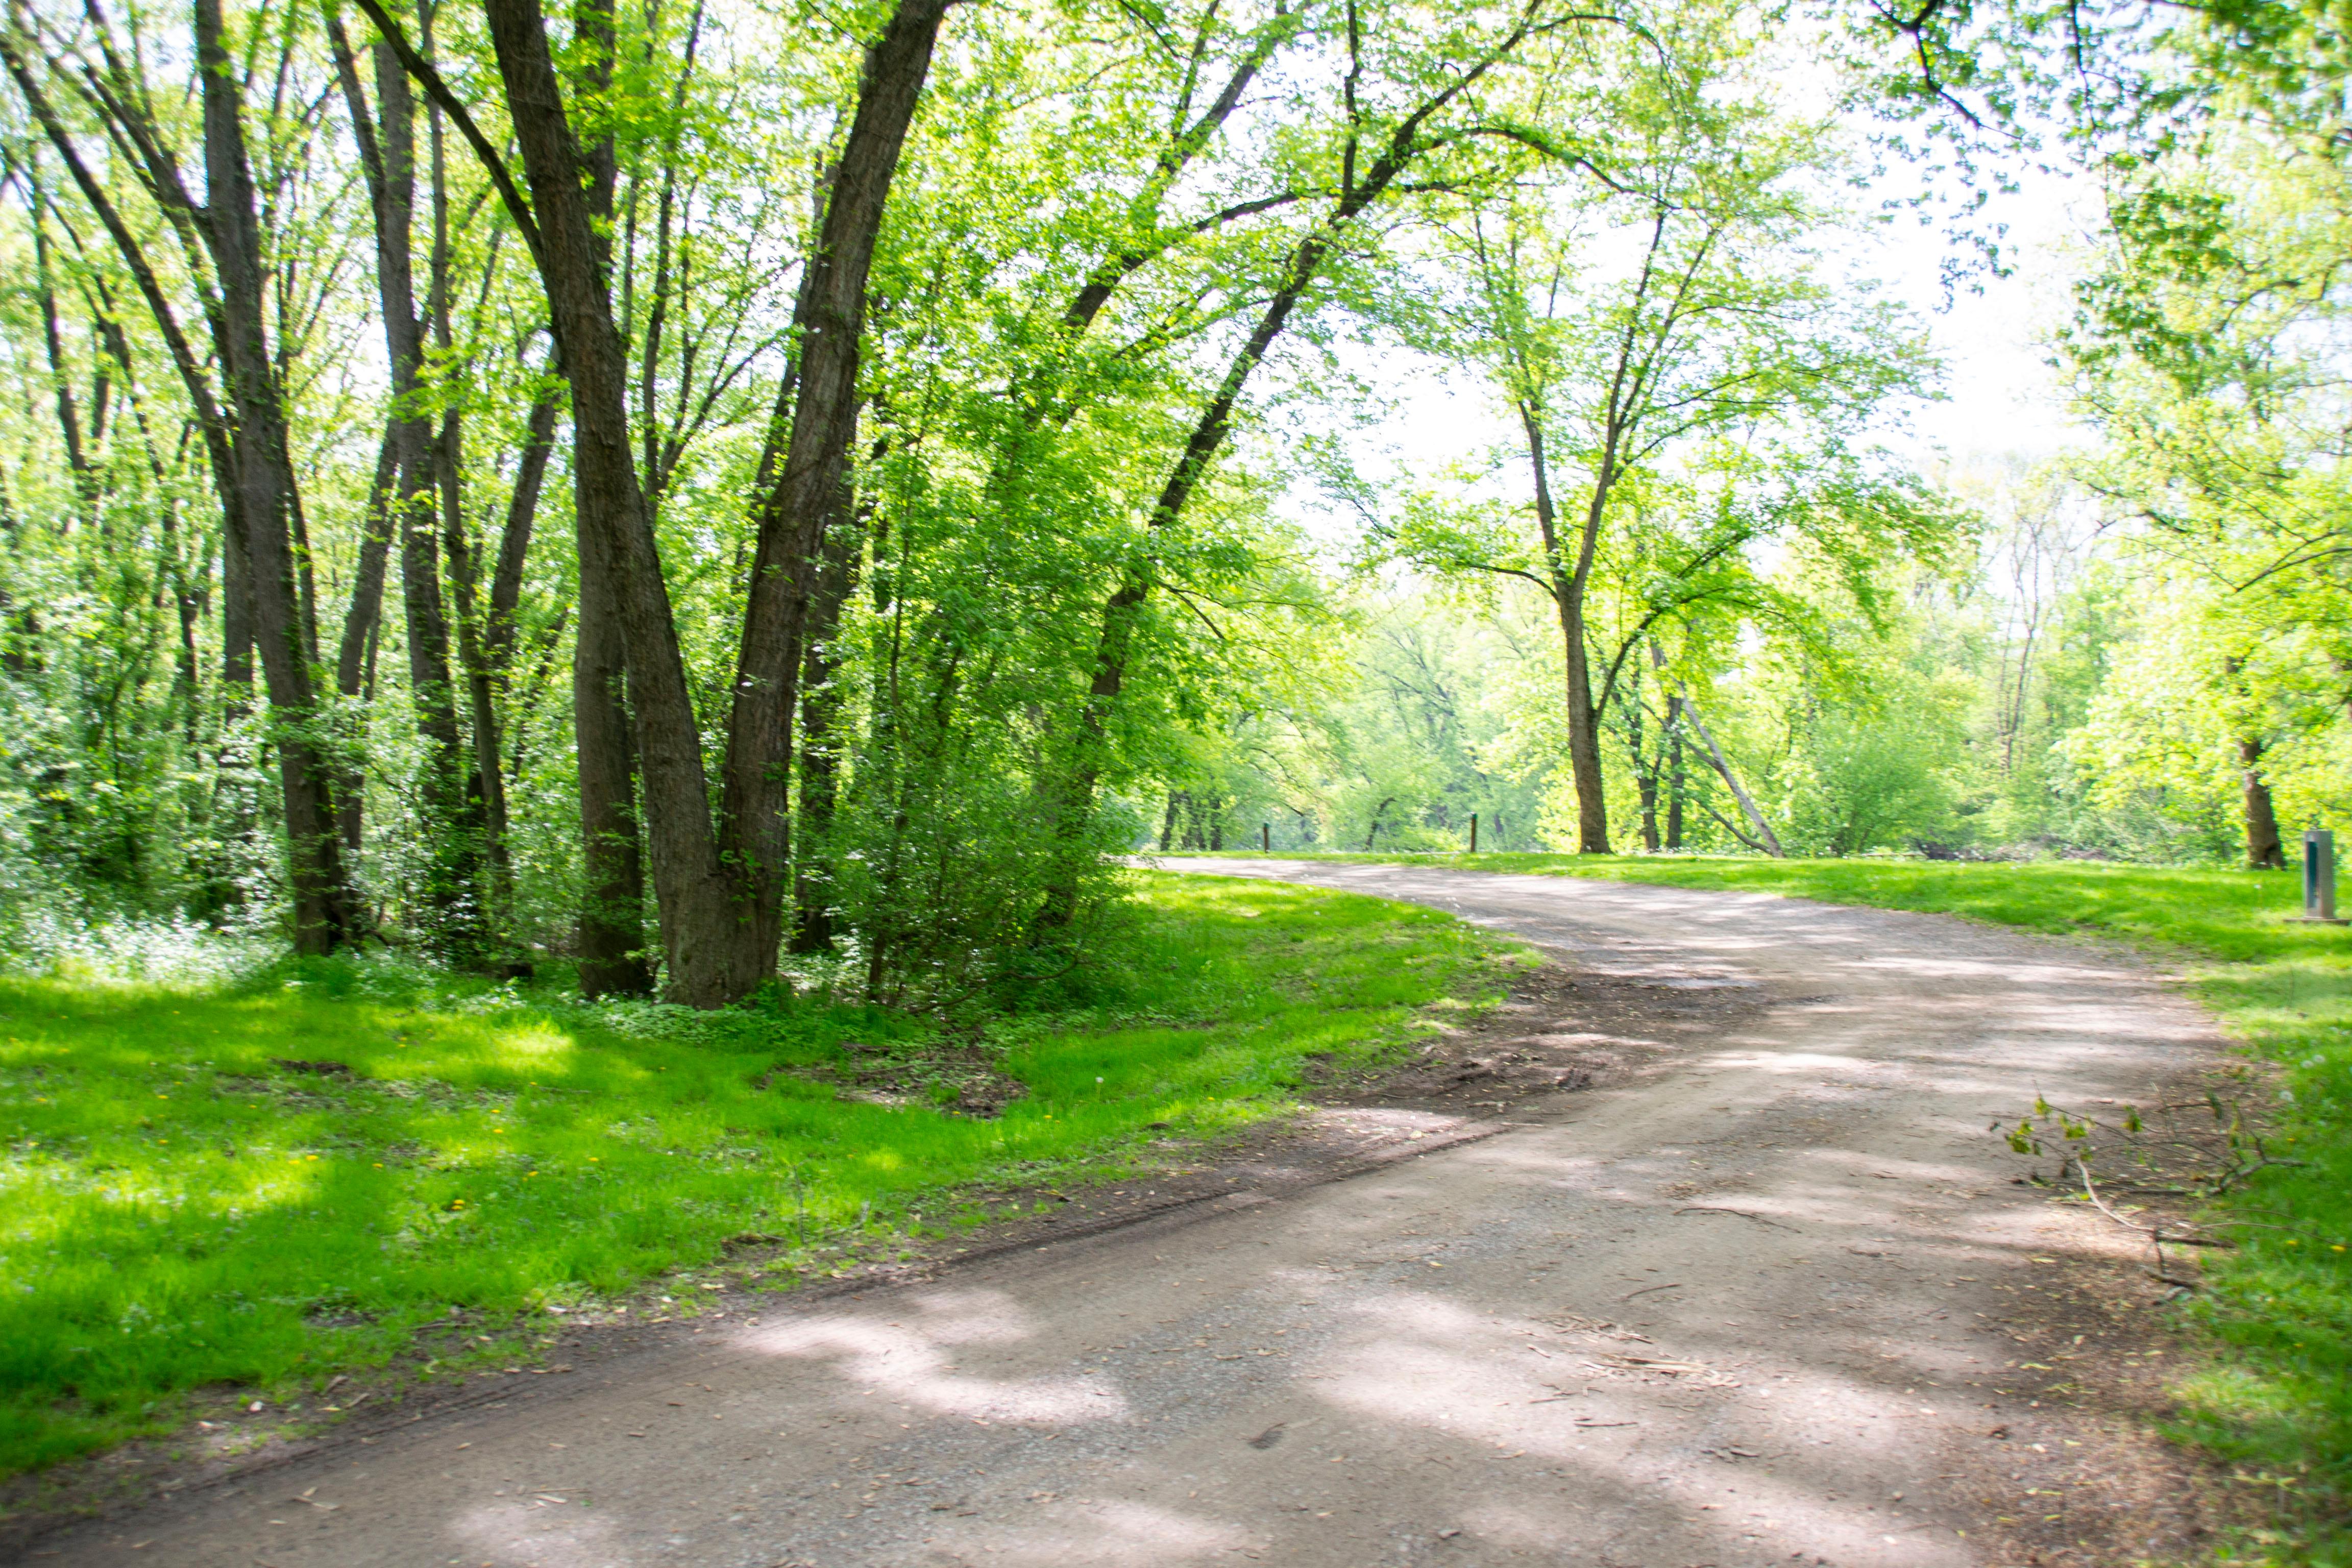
1628, 696, 1659, 852
789, 465, 868, 955
197, 0, 356, 953
726, 0, 948, 983
422, 54, 518, 933
1665, 700, 1686, 850
332, 426, 399, 855
1521, 407, 1610, 854
485, 0, 735, 1001
2240, 738, 2288, 870
491, 10, 643, 997
219, 501, 255, 702
336, 24, 480, 954
575, 560, 652, 996
1682, 695, 1782, 857
441, 424, 517, 922
487, 383, 558, 672
457, 378, 557, 924
1650, 644, 1684, 851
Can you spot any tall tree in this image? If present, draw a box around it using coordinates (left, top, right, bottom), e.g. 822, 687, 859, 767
1383, 64, 1939, 851
329, 17, 482, 953
3, 0, 360, 949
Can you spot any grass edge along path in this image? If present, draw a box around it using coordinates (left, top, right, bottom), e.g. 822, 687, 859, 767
0, 871, 1517, 1489
1188, 849, 2351, 1564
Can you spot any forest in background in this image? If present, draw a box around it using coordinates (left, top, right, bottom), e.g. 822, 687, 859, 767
0, 0, 2345, 1003
1174, 454, 2341, 867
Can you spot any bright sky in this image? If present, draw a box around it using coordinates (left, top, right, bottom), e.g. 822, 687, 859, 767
1297, 141, 2103, 552
1869, 159, 2102, 465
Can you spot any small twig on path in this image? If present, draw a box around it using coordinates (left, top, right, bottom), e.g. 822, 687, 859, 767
1621, 1282, 1684, 1302
1674, 1206, 1798, 1231
2073, 1159, 2219, 1287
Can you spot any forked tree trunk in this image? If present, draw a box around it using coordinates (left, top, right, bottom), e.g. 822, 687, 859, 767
1521, 408, 1610, 855
486, 0, 734, 1001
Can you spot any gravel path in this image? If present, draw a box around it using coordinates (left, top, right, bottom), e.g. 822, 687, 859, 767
31, 862, 2223, 1567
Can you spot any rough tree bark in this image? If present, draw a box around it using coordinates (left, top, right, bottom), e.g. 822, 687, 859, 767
2240, 738, 2288, 870
194, 0, 357, 951
725, 0, 949, 984
1522, 406, 1612, 853
484, 0, 736, 999
551, 0, 649, 997
334, 24, 480, 951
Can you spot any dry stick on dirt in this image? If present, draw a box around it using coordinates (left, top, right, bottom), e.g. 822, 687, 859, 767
1673, 1204, 1797, 1230
2016, 1091, 2318, 1289
2072, 1162, 2210, 1291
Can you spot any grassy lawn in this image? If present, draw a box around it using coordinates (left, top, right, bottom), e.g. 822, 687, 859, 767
0, 871, 1503, 1482
1211, 849, 2352, 1560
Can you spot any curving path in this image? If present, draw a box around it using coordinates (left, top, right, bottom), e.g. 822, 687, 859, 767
31, 862, 2221, 1567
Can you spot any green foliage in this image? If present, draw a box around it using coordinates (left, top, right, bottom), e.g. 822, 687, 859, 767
1140, 592, 1555, 856
1776, 701, 1961, 856
0, 871, 1499, 1477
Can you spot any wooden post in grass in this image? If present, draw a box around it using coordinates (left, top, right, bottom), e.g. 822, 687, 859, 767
1261, 823, 1270, 853
2295, 829, 2346, 923
1468, 813, 1478, 854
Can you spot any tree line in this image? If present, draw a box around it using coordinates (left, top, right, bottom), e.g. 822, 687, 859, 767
0, 0, 2341, 1002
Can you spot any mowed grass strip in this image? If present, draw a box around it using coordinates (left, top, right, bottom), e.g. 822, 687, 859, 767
0, 872, 1500, 1479
1224, 849, 2352, 1559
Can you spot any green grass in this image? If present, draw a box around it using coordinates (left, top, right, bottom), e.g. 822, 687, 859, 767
0, 871, 1502, 1481
1219, 849, 2352, 1561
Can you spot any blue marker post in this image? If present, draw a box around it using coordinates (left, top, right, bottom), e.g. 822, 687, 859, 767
2294, 829, 2346, 924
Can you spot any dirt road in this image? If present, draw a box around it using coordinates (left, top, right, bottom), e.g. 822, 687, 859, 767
27, 862, 2223, 1567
